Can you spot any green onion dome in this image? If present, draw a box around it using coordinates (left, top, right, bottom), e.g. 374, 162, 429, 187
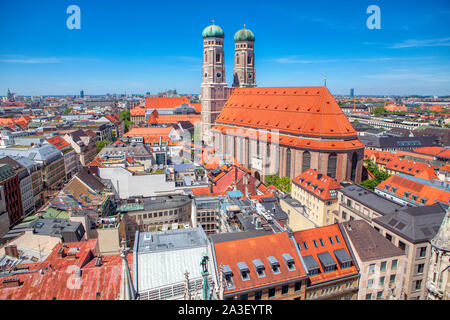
234, 26, 255, 42
202, 22, 225, 38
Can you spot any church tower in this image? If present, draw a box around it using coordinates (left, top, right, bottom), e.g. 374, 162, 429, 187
233, 25, 256, 88
201, 21, 228, 145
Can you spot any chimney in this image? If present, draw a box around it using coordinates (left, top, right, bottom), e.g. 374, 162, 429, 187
5, 245, 19, 258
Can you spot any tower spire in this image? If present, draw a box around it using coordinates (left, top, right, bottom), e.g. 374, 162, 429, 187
117, 239, 136, 300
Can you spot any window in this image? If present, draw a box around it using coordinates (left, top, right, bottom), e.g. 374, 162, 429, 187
294, 281, 302, 292
327, 153, 337, 179
369, 264, 376, 274
380, 261, 387, 272
391, 259, 398, 270
374, 226, 380, 232
417, 247, 427, 258
319, 239, 325, 247
286, 149, 291, 178
379, 276, 385, 286
313, 240, 318, 248
303, 241, 308, 250
143, 214, 148, 219
216, 53, 221, 63
281, 285, 289, 295
268, 288, 276, 298
414, 279, 422, 290
254, 291, 262, 300
342, 211, 347, 220
335, 236, 340, 243
390, 274, 396, 284
398, 241, 406, 252
367, 279, 374, 289
302, 151, 311, 173
328, 237, 334, 245
385, 233, 392, 242
416, 263, 425, 274
365, 293, 372, 300
240, 294, 248, 300
377, 291, 383, 300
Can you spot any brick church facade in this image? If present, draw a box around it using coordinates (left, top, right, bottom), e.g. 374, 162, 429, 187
200, 23, 364, 183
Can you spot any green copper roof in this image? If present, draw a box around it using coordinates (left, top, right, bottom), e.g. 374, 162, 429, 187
234, 27, 255, 42
202, 24, 225, 38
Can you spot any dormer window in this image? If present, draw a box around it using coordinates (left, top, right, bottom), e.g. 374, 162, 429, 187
252, 259, 266, 278
282, 253, 296, 271
267, 256, 280, 274
222, 265, 235, 289
237, 262, 250, 281
313, 240, 318, 248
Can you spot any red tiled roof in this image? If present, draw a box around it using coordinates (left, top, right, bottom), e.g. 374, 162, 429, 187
293, 224, 358, 285
415, 167, 438, 180
192, 103, 201, 113
46, 136, 71, 150
377, 175, 450, 206
214, 87, 359, 139
191, 187, 212, 197
124, 126, 173, 144
145, 96, 190, 109
213, 232, 307, 294
385, 104, 407, 111
413, 146, 445, 156
130, 106, 146, 116
0, 239, 132, 300
385, 158, 434, 176
292, 169, 341, 200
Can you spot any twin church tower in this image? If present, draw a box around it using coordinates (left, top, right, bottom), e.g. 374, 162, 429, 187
200, 21, 256, 143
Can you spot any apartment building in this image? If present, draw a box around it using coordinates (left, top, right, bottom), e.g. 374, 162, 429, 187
63, 129, 98, 167
342, 220, 406, 300
0, 164, 22, 228
118, 194, 192, 246
336, 183, 403, 224
372, 203, 447, 299
290, 169, 340, 227
14, 157, 44, 211
0, 157, 34, 217
426, 208, 450, 300
293, 224, 360, 300
211, 232, 308, 300
192, 196, 221, 234
46, 135, 78, 180
0, 144, 66, 200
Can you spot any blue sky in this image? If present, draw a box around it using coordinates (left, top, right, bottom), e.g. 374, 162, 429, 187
0, 0, 449, 96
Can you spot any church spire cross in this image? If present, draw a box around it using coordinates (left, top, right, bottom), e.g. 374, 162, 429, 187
212, 19, 215, 25
243, 24, 246, 29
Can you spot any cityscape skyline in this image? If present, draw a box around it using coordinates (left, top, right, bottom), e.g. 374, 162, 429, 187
0, 0, 449, 96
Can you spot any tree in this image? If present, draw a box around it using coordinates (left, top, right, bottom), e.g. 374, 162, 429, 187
359, 158, 391, 191
64, 107, 73, 115
96, 140, 111, 152
265, 174, 279, 187
264, 174, 291, 193
119, 110, 132, 132
373, 106, 386, 116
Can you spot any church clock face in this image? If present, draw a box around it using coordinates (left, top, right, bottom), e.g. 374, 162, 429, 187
247, 72, 253, 80
216, 72, 222, 78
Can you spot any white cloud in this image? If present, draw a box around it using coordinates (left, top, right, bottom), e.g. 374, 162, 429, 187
0, 57, 66, 64
389, 37, 450, 48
